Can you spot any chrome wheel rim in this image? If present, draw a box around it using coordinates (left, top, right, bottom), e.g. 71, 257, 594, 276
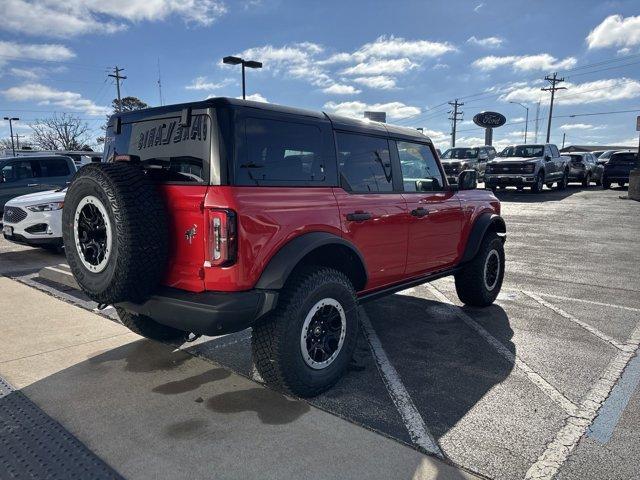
484, 249, 500, 291
74, 196, 112, 273
300, 298, 346, 370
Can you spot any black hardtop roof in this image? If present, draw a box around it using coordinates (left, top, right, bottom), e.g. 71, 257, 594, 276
110, 97, 431, 144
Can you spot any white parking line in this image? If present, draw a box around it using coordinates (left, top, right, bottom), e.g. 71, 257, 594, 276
522, 291, 629, 352
527, 292, 640, 314
426, 285, 578, 417
525, 324, 640, 479
360, 309, 443, 457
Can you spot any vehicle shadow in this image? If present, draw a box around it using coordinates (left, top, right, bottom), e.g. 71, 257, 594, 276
359, 292, 514, 441
0, 246, 65, 276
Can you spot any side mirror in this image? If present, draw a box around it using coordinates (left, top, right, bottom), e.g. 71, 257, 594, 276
415, 178, 441, 192
458, 169, 478, 190
544, 155, 552, 161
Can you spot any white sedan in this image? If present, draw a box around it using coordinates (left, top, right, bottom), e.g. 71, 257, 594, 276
2, 188, 66, 252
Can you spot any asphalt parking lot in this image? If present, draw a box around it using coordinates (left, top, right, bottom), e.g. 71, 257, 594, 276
1, 183, 639, 480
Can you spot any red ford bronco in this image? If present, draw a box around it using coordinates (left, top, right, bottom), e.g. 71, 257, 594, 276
62, 98, 505, 397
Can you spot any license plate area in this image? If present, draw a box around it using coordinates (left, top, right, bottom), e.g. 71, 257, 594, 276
3, 225, 13, 236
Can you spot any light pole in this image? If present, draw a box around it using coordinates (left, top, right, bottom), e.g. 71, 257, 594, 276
223, 56, 263, 100
3, 117, 19, 156
509, 102, 528, 144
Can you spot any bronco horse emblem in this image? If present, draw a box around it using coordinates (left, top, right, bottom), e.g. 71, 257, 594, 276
184, 224, 197, 244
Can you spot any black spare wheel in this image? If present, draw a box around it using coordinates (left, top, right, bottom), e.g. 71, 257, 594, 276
62, 162, 168, 305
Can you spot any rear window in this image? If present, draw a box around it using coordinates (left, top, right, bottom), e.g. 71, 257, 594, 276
235, 117, 326, 185
40, 158, 71, 176
104, 111, 211, 184
610, 153, 638, 164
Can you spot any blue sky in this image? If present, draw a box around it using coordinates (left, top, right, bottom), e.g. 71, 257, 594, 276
1, 0, 639, 150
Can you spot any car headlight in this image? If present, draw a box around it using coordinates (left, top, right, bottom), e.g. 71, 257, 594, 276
27, 202, 64, 212
524, 164, 535, 173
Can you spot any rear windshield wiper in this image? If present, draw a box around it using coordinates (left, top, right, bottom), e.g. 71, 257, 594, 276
239, 162, 264, 168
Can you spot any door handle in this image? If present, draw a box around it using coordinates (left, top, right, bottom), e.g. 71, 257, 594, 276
346, 211, 372, 222
411, 207, 429, 218
27, 183, 39, 187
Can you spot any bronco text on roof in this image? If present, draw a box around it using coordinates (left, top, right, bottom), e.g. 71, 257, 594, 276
62, 98, 506, 397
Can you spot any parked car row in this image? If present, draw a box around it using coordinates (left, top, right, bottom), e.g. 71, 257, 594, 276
440, 144, 637, 192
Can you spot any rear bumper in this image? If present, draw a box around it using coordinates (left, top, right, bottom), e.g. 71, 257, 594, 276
116, 287, 279, 336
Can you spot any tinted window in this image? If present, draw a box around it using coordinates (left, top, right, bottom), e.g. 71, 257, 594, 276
397, 141, 443, 192
236, 117, 325, 185
500, 145, 544, 157
1, 160, 34, 182
337, 133, 392, 193
105, 112, 211, 184
40, 158, 70, 177
441, 148, 478, 159
550, 145, 560, 157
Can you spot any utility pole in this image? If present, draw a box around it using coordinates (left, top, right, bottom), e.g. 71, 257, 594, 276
541, 72, 566, 143
562, 132, 566, 149
3, 117, 19, 156
448, 99, 464, 147
108, 66, 127, 112
534, 101, 541, 143
15, 133, 21, 150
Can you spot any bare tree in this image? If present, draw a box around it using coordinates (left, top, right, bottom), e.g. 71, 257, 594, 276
0, 137, 14, 150
29, 113, 92, 151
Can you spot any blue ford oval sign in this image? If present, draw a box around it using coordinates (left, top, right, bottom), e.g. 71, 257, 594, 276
473, 111, 506, 128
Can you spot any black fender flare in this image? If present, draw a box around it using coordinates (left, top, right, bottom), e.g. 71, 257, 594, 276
255, 232, 368, 290
461, 213, 506, 263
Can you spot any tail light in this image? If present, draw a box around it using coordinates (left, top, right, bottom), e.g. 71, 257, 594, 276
205, 209, 237, 267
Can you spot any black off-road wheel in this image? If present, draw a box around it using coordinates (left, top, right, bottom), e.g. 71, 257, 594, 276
251, 266, 359, 397
115, 307, 189, 343
62, 163, 168, 305
454, 232, 505, 307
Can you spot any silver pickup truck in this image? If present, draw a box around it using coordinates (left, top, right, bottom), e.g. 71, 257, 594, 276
484, 144, 570, 193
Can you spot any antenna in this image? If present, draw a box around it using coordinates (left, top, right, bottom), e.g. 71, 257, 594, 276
157, 58, 164, 106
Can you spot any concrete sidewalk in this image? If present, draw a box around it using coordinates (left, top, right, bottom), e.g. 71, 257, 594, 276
0, 277, 478, 480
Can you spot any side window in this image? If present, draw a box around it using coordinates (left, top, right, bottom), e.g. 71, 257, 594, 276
489, 147, 497, 159
544, 145, 553, 158
336, 132, 392, 193
550, 145, 560, 157
397, 140, 443, 192
1, 161, 34, 182
39, 158, 71, 177
237, 117, 325, 185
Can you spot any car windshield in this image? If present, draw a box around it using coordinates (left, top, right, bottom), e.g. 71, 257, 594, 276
569, 155, 584, 162
499, 145, 544, 158
609, 153, 638, 164
599, 151, 615, 159
441, 148, 478, 159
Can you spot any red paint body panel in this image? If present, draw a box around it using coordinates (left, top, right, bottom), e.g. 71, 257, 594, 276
402, 191, 464, 274
159, 183, 500, 295
202, 186, 341, 292
333, 189, 408, 290
158, 185, 208, 292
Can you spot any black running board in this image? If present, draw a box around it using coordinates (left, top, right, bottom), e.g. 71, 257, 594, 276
358, 267, 459, 303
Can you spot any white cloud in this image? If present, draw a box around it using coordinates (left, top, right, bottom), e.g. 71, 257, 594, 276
0, 41, 75, 67
322, 84, 361, 95
323, 100, 420, 120
587, 15, 640, 50
501, 77, 640, 105
354, 35, 456, 60
1, 0, 226, 38
473, 53, 577, 72
559, 123, 596, 130
317, 52, 353, 65
352, 75, 397, 90
243, 93, 268, 103
9, 67, 42, 80
467, 36, 504, 48
341, 58, 419, 76
185, 77, 233, 91
511, 116, 525, 123
2, 83, 110, 116
474, 3, 485, 13
433, 63, 449, 70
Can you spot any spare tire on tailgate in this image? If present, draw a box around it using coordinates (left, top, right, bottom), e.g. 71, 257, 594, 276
62, 162, 168, 305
